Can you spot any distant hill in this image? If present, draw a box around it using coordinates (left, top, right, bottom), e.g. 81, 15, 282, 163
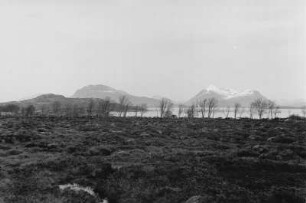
72, 84, 161, 107
1, 94, 92, 109
3, 84, 303, 109
186, 85, 268, 107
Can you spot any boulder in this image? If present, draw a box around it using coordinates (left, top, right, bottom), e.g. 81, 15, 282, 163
267, 135, 295, 144
87, 145, 113, 156
185, 195, 213, 203
186, 196, 204, 203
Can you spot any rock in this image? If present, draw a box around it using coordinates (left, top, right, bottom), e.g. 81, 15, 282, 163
88, 145, 113, 156
112, 149, 147, 160
37, 128, 47, 133
158, 186, 182, 194
248, 135, 262, 141
185, 195, 215, 203
0, 144, 11, 150
267, 135, 295, 144
47, 143, 58, 149
140, 132, 150, 137
124, 138, 136, 145
252, 145, 268, 153
6, 149, 23, 156
278, 149, 296, 160
185, 196, 207, 203
252, 145, 260, 150
146, 146, 163, 155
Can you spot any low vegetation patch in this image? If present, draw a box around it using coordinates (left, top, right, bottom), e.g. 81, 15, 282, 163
0, 117, 305, 202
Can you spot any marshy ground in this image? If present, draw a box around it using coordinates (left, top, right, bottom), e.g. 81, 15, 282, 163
0, 117, 305, 203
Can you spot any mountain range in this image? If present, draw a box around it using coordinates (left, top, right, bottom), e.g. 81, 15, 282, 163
72, 85, 161, 106
2, 84, 305, 108
186, 85, 267, 107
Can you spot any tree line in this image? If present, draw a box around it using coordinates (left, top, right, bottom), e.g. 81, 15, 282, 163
1, 96, 305, 119
158, 97, 306, 119
0, 96, 148, 118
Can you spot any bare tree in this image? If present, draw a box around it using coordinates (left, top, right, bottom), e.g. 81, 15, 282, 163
198, 99, 207, 118
1, 104, 20, 115
207, 98, 218, 118
252, 98, 267, 119
123, 102, 131, 117
105, 98, 112, 117
64, 104, 73, 117
186, 104, 196, 118
267, 101, 276, 119
273, 105, 281, 118
97, 98, 112, 117
239, 107, 245, 118
134, 105, 139, 117
159, 98, 173, 118
159, 98, 167, 118
233, 103, 241, 119
178, 104, 185, 118
72, 104, 85, 117
87, 99, 95, 117
22, 105, 35, 117
249, 103, 255, 119
52, 101, 61, 116
223, 106, 231, 118
72, 104, 80, 117
139, 104, 148, 117
41, 104, 48, 116
302, 106, 306, 118
118, 95, 129, 117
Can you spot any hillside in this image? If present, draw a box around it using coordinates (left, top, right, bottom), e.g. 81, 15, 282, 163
72, 84, 161, 107
186, 85, 268, 107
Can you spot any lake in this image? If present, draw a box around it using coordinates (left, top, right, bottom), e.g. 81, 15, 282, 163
125, 107, 305, 118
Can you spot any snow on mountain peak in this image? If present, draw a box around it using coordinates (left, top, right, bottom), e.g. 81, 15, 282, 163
205, 85, 256, 99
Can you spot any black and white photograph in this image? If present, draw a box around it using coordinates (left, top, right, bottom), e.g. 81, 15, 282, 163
0, 0, 305, 202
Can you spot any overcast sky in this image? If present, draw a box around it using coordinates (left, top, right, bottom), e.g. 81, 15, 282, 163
0, 0, 305, 102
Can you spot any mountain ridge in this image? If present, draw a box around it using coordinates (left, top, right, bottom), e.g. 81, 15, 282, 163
2, 84, 305, 108
72, 84, 161, 107
186, 85, 267, 107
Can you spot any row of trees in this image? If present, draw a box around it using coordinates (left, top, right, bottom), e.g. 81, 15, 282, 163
0, 96, 149, 118
158, 97, 218, 119
0, 104, 36, 117
1, 97, 305, 119
178, 98, 218, 119
158, 97, 296, 119
44, 96, 148, 117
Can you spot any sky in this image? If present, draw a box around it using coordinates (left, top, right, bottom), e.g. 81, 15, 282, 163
0, 0, 305, 103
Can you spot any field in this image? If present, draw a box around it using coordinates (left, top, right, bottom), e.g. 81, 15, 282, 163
0, 117, 306, 203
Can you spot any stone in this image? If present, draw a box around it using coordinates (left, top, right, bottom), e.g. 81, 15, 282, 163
88, 145, 113, 156
186, 196, 203, 203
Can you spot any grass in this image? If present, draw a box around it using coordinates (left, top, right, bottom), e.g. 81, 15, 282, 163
0, 116, 305, 202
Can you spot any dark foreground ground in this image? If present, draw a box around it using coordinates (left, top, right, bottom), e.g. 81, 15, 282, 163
0, 117, 305, 203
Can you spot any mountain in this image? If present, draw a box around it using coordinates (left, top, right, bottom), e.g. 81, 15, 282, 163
2, 94, 86, 108
19, 93, 45, 101
0, 93, 125, 113
72, 84, 161, 107
186, 85, 267, 107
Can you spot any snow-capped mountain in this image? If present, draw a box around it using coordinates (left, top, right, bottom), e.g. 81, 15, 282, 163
186, 85, 267, 106
205, 85, 258, 99
72, 84, 161, 106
